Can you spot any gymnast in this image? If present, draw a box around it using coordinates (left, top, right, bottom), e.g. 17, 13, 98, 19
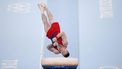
38, 3, 70, 57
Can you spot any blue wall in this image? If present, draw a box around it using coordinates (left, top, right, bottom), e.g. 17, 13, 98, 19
0, 0, 42, 69
79, 0, 122, 69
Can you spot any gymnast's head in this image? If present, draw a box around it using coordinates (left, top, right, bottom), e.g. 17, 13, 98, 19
62, 49, 70, 58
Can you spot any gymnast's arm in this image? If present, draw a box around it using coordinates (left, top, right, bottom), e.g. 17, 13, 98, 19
52, 32, 65, 42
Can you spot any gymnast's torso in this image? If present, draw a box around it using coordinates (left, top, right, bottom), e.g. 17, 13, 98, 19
46, 22, 63, 45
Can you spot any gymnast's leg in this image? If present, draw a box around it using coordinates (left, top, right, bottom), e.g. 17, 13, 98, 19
44, 4, 55, 24
38, 4, 50, 33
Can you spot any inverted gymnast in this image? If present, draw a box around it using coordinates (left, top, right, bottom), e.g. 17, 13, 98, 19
38, 3, 70, 58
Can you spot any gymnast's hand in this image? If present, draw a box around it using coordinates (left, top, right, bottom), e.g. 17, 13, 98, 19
52, 37, 57, 42
52, 42, 58, 47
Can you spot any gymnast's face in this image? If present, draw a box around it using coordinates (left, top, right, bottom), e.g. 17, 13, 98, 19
62, 49, 70, 58
58, 46, 66, 52
58, 45, 69, 57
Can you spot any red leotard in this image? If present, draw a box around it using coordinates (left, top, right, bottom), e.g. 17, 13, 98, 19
46, 22, 63, 45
